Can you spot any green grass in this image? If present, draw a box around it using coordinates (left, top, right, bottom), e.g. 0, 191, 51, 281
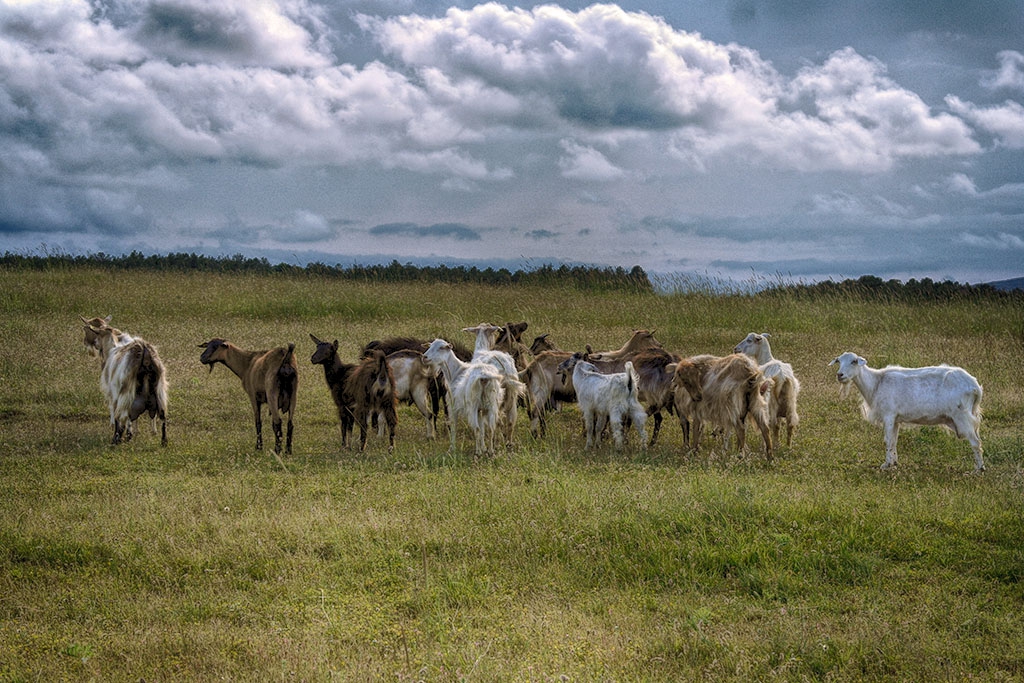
1, 266, 1023, 681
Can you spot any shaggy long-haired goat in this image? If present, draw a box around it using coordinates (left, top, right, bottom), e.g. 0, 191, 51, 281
84, 321, 168, 446
672, 353, 773, 460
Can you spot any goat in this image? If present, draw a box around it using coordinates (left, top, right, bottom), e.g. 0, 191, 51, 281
519, 350, 574, 438
734, 332, 801, 446
494, 322, 533, 371
347, 347, 398, 452
363, 336, 472, 361
557, 353, 647, 450
81, 315, 133, 369
672, 353, 773, 460
569, 347, 678, 446
423, 339, 505, 457
311, 336, 398, 452
463, 323, 527, 449
529, 333, 561, 355
86, 323, 168, 446
828, 352, 984, 471
360, 335, 470, 429
383, 349, 440, 439
584, 329, 663, 361
199, 339, 297, 454
630, 349, 682, 447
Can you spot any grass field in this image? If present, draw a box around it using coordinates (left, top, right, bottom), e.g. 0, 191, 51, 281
1, 266, 1023, 681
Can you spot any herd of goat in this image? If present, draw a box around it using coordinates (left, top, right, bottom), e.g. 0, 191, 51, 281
80, 317, 986, 472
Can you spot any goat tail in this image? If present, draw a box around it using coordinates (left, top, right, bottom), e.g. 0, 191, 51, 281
144, 342, 170, 416
479, 375, 504, 425
506, 377, 527, 401
625, 361, 640, 398
970, 383, 984, 422
276, 343, 298, 411
277, 343, 297, 378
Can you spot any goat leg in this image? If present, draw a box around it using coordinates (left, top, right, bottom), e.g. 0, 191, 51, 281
273, 418, 283, 454
647, 408, 662, 447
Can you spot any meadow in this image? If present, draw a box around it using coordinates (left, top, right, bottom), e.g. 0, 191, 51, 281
1, 266, 1022, 682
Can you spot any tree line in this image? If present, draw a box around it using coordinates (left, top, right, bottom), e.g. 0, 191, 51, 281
765, 274, 1021, 302
0, 250, 654, 293
3, 251, 1017, 301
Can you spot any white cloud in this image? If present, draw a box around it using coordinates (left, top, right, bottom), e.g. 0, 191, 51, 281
558, 139, 625, 181
984, 50, 1024, 92
362, 7, 979, 172
946, 173, 978, 196
130, 0, 331, 69
957, 232, 1024, 250
285, 210, 336, 242
946, 95, 1024, 149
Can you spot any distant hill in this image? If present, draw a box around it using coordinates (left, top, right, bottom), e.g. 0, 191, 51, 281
987, 277, 1024, 291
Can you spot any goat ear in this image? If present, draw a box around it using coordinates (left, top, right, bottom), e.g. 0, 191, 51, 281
857, 356, 866, 365
309, 333, 321, 344
827, 357, 837, 366
332, 340, 339, 350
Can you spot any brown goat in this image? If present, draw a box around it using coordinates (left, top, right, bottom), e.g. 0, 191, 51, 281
519, 350, 574, 438
671, 353, 773, 460
629, 348, 682, 447
199, 339, 298, 454
494, 322, 533, 371
585, 329, 664, 361
529, 333, 561, 355
362, 336, 473, 361
81, 315, 133, 369
311, 335, 397, 452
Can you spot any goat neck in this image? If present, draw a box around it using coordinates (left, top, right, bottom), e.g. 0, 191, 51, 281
202, 340, 260, 380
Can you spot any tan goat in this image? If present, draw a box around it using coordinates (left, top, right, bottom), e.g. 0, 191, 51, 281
199, 339, 298, 454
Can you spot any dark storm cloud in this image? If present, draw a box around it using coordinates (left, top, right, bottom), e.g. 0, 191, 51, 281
369, 222, 482, 241
726, 0, 1024, 44
524, 230, 559, 240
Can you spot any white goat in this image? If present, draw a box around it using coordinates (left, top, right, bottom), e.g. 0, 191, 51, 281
828, 352, 984, 471
423, 339, 505, 457
734, 332, 801, 446
463, 323, 526, 448
557, 353, 647, 450
384, 349, 440, 439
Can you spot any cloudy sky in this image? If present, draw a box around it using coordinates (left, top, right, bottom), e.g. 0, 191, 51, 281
2, 0, 1023, 284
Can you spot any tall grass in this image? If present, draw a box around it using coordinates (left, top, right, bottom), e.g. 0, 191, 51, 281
1, 266, 1022, 681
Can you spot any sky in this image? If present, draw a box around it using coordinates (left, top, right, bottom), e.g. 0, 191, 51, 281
1, 0, 1023, 285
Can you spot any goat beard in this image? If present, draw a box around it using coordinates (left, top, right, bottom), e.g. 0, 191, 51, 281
838, 380, 852, 400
